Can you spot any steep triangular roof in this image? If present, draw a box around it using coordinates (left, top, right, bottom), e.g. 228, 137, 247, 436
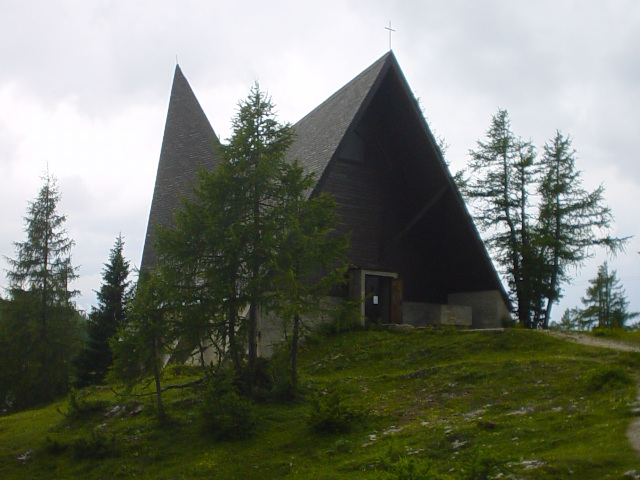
288, 52, 511, 309
286, 52, 392, 191
140, 65, 223, 270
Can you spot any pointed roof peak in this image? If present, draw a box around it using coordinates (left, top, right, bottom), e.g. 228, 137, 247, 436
140, 63, 223, 270
286, 52, 402, 190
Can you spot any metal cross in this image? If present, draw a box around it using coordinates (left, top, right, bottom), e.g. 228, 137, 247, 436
385, 21, 396, 50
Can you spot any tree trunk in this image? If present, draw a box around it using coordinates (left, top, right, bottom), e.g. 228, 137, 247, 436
291, 314, 300, 390
248, 301, 258, 386
152, 337, 166, 421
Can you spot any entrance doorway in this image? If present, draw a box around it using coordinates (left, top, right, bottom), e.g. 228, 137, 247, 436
365, 274, 391, 324
350, 269, 403, 325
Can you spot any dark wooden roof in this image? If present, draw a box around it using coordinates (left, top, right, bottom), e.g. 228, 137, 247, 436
140, 54, 510, 309
140, 65, 223, 270
285, 52, 391, 189
287, 52, 511, 308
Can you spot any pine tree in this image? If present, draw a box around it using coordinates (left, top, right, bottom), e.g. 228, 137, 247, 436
1, 174, 82, 408
76, 234, 130, 385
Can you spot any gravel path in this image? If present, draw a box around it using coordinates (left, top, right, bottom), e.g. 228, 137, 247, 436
545, 330, 640, 457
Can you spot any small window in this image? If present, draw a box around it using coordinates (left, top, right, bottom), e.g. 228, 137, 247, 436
339, 132, 366, 163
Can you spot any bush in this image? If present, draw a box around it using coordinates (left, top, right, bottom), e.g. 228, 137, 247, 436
586, 366, 633, 391
315, 301, 362, 336
66, 388, 109, 419
72, 432, 117, 460
307, 390, 366, 434
199, 371, 257, 441
44, 436, 68, 456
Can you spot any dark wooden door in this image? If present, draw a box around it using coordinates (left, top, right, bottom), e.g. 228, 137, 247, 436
365, 275, 392, 324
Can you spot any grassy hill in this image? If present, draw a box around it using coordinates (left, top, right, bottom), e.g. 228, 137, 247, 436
1, 328, 639, 479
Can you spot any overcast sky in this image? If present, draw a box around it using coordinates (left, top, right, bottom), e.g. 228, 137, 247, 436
1, 0, 639, 323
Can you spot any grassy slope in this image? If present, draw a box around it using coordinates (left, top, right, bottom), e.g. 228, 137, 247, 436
1, 328, 639, 479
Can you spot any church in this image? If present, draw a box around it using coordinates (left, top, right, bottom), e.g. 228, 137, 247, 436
141, 52, 511, 353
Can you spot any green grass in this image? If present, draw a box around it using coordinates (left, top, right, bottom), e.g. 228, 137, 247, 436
591, 327, 640, 346
1, 328, 640, 479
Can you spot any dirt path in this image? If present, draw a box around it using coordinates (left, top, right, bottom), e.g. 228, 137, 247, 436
545, 331, 640, 456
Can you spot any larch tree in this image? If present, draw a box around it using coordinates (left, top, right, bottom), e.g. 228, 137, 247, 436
110, 271, 175, 421
1, 173, 82, 408
156, 84, 348, 391
534, 132, 627, 328
464, 111, 627, 328
465, 109, 539, 327
271, 161, 349, 390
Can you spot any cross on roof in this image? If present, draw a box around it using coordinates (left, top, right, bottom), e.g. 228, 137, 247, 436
385, 21, 396, 50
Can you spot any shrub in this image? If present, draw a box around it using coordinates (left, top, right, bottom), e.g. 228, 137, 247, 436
43, 436, 68, 455
307, 390, 366, 434
199, 371, 257, 441
72, 432, 117, 460
586, 366, 633, 392
66, 388, 109, 419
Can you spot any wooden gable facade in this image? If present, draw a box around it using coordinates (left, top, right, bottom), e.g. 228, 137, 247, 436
141, 53, 511, 335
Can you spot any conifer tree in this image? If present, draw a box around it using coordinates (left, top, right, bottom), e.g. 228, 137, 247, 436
76, 234, 130, 385
579, 262, 638, 329
1, 174, 82, 408
466, 110, 538, 327
110, 271, 174, 421
534, 132, 627, 328
271, 161, 349, 389
464, 111, 627, 328
157, 84, 348, 391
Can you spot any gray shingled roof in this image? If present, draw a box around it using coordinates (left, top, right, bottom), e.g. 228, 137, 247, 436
140, 65, 223, 270
139, 55, 510, 309
286, 52, 392, 193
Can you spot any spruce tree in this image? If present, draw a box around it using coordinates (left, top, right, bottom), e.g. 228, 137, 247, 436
76, 234, 130, 385
1, 174, 82, 408
579, 262, 638, 329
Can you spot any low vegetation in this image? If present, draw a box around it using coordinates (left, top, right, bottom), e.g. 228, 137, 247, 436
1, 328, 639, 479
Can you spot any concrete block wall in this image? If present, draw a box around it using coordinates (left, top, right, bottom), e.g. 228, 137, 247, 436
404, 302, 472, 327
256, 296, 344, 357
448, 290, 510, 328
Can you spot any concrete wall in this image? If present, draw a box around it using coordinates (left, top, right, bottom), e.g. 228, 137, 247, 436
404, 302, 472, 327
448, 290, 510, 328
256, 296, 344, 357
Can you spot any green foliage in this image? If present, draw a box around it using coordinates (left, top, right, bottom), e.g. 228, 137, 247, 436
43, 435, 68, 455
464, 112, 626, 328
199, 370, 257, 441
110, 271, 176, 419
580, 262, 638, 329
0, 174, 82, 409
156, 84, 348, 389
65, 388, 109, 419
76, 235, 131, 386
0, 328, 637, 479
307, 390, 366, 434
586, 366, 633, 391
71, 432, 118, 460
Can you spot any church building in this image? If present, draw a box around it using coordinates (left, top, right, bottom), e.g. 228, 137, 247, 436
141, 52, 511, 352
